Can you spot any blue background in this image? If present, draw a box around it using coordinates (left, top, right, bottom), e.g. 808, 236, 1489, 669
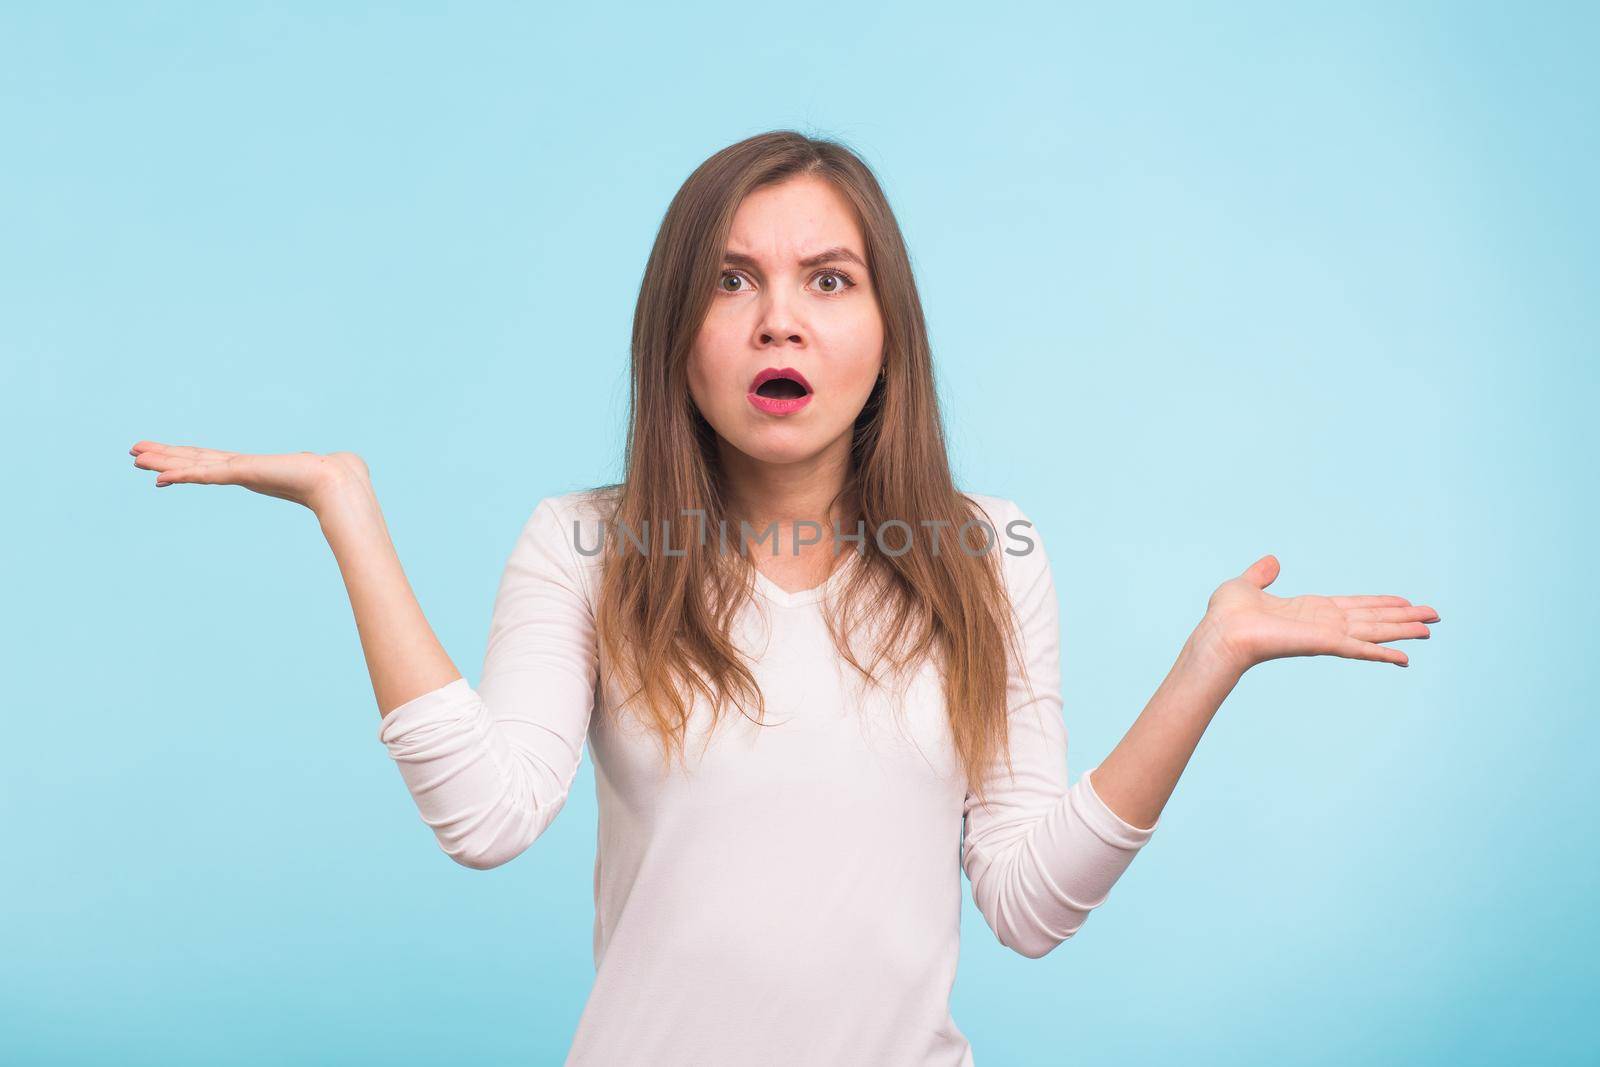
5, 2, 1595, 1064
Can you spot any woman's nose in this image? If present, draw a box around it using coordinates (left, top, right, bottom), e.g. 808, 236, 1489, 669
755, 293, 804, 348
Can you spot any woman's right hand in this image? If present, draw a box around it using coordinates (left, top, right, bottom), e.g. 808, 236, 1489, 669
129, 441, 370, 514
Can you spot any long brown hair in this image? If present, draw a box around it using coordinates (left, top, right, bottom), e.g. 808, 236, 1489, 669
590, 129, 1033, 806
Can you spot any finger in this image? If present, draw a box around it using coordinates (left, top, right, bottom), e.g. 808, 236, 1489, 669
153, 460, 236, 487
132, 440, 191, 457
1348, 605, 1440, 624
1331, 635, 1409, 667
153, 466, 197, 487
131, 441, 236, 462
136, 450, 243, 478
1347, 621, 1431, 643
1329, 595, 1413, 609
1241, 554, 1280, 590
133, 450, 190, 473
136, 450, 236, 476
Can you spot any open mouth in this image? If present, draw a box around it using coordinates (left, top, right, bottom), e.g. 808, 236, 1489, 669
747, 366, 814, 415
749, 366, 814, 398
755, 377, 808, 399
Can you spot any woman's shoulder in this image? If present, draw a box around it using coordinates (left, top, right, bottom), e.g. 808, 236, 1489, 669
511, 485, 620, 582
955, 490, 1051, 588
540, 483, 623, 526
956, 489, 1024, 530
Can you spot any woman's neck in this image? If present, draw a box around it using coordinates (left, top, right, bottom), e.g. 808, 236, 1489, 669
717, 436, 857, 536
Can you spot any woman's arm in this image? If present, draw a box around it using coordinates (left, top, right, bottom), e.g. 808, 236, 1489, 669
961, 500, 1162, 958
960, 499, 1438, 958
315, 468, 463, 716
130, 443, 460, 715
372, 494, 599, 869
131, 442, 600, 869
1088, 557, 1439, 832
1080, 625, 1243, 834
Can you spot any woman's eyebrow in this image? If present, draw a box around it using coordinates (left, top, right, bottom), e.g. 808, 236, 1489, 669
722, 246, 866, 271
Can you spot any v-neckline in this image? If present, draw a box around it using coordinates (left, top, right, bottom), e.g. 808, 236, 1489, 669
749, 551, 860, 608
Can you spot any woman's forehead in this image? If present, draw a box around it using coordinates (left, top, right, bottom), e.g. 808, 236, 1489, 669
726, 178, 864, 261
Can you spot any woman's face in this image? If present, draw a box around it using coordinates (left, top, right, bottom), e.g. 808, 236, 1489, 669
687, 175, 885, 470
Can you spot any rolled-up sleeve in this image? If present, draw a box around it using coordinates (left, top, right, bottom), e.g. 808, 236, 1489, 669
378, 495, 598, 871
960, 499, 1158, 958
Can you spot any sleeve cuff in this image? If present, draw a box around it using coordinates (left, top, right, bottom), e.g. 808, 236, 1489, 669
376, 676, 476, 744
1074, 765, 1160, 849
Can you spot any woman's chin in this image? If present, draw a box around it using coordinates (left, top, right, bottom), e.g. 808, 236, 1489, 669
724, 430, 835, 468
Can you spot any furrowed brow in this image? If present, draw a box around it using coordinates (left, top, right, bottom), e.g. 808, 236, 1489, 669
721, 246, 867, 271
798, 246, 866, 269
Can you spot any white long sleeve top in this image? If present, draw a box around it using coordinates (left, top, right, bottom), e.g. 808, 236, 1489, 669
377, 489, 1159, 1066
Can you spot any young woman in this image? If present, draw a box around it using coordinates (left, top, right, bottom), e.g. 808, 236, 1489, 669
128, 130, 1438, 1065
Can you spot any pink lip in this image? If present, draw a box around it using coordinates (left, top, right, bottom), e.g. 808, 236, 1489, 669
747, 366, 814, 416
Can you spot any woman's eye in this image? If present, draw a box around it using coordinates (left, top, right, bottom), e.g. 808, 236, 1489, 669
717, 269, 855, 295
813, 270, 854, 295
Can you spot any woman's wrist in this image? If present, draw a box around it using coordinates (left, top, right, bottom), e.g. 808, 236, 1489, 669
1182, 612, 1253, 687
312, 470, 392, 561
309, 455, 378, 522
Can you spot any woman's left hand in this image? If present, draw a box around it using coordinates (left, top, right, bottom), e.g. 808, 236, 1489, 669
1198, 555, 1439, 676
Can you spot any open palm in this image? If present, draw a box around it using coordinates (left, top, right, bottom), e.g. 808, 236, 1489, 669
129, 440, 368, 512
1205, 554, 1438, 672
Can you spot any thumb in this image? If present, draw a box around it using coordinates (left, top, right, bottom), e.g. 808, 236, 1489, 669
1242, 554, 1280, 590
